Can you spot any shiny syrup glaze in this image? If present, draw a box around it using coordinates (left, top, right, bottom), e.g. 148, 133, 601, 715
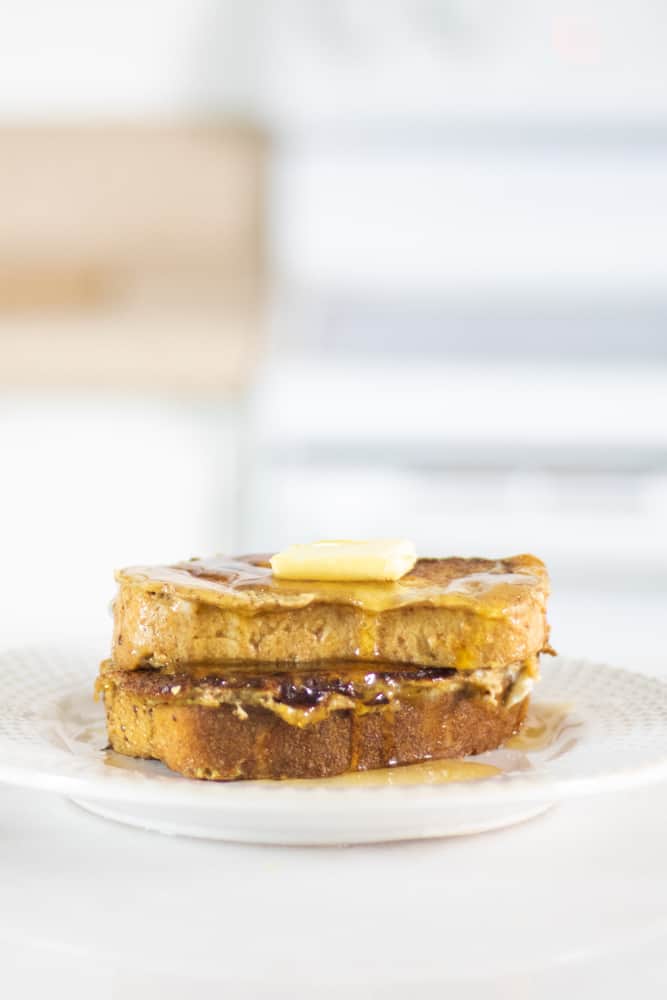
286, 758, 501, 787
102, 749, 500, 784
117, 552, 547, 617
506, 701, 579, 753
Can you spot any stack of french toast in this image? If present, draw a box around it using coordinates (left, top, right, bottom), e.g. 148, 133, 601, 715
97, 542, 552, 780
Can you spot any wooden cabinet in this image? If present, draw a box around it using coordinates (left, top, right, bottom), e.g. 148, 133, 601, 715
0, 124, 266, 391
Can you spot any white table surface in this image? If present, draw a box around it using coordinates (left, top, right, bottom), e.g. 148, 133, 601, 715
2, 586, 667, 999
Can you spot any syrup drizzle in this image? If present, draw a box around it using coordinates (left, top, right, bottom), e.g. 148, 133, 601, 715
506, 702, 578, 753
290, 758, 501, 787
117, 553, 546, 617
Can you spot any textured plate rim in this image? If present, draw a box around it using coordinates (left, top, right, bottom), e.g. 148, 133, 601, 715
1, 644, 667, 809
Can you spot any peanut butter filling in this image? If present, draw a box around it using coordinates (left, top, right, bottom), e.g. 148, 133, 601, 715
97, 658, 536, 729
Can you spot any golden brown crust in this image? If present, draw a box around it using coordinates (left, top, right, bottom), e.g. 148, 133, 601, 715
112, 553, 550, 672
102, 674, 529, 780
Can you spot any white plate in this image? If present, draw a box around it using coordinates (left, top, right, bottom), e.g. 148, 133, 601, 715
1, 644, 667, 845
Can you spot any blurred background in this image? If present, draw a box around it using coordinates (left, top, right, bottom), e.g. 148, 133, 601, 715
1, 0, 666, 666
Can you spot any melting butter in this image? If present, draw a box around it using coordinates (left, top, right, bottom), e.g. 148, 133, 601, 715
271, 539, 417, 582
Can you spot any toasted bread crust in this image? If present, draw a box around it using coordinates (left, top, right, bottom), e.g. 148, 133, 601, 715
102, 677, 529, 780
112, 554, 550, 672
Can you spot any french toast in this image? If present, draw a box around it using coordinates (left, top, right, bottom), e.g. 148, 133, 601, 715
112, 554, 551, 672
98, 661, 530, 780
99, 550, 551, 780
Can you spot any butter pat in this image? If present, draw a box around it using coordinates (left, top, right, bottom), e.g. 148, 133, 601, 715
270, 539, 417, 582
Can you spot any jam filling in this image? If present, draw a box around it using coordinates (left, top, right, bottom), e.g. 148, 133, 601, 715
151, 664, 458, 708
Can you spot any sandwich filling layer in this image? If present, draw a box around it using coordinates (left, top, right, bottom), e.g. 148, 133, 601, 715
98, 658, 535, 729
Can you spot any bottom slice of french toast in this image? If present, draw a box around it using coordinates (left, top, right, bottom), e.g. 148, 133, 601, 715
100, 665, 529, 780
